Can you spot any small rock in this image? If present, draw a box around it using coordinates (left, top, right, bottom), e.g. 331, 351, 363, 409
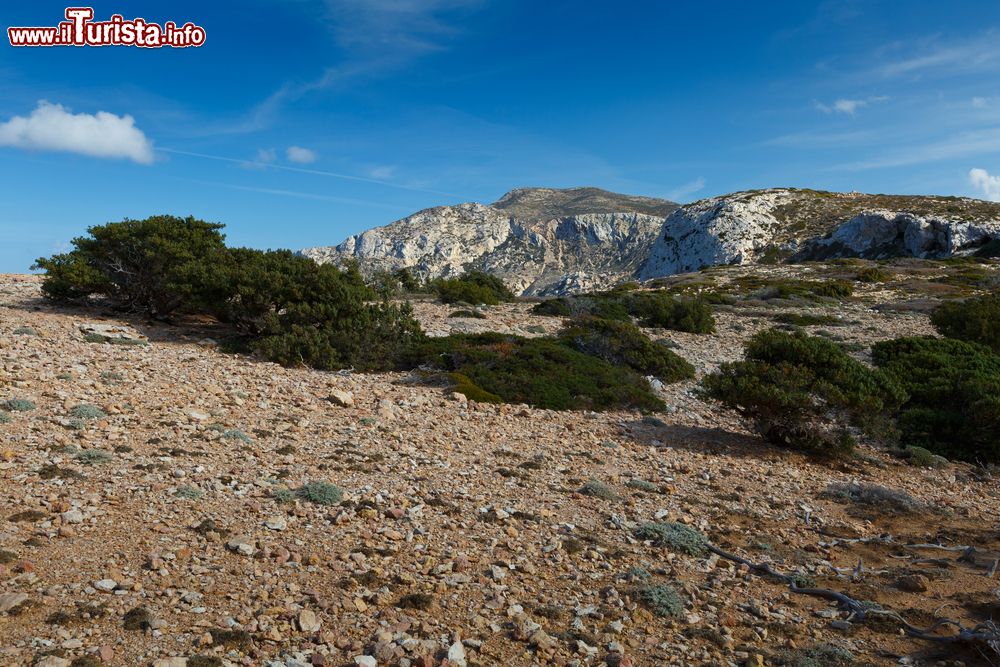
896, 574, 929, 592
152, 659, 188, 667
93, 578, 118, 592
265, 515, 287, 531
61, 508, 84, 524
354, 657, 377, 667
226, 536, 256, 556
447, 641, 467, 667
36, 657, 71, 667
0, 592, 28, 613
329, 390, 355, 407
299, 608, 321, 633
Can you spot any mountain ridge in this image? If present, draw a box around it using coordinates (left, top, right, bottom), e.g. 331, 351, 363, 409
302, 186, 1000, 295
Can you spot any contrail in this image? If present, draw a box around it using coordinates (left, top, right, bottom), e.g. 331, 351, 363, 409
156, 147, 463, 198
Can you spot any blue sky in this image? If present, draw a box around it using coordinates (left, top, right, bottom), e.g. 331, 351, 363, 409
3, 1, 1000, 271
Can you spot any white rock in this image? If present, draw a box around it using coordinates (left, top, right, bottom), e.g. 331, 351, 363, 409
61, 508, 84, 524
264, 515, 287, 531
447, 641, 467, 666
329, 389, 354, 407
298, 608, 321, 633
93, 579, 118, 592
353, 656, 377, 667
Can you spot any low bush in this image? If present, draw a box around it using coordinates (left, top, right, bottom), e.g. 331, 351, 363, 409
823, 482, 921, 514
930, 292, 1000, 353
627, 292, 716, 333
429, 270, 515, 305
295, 481, 343, 506
638, 584, 685, 618
855, 266, 893, 283
701, 329, 905, 457
532, 290, 716, 333
70, 404, 106, 420
33, 218, 424, 372
578, 480, 618, 500
2, 398, 35, 412
728, 277, 854, 301
558, 316, 694, 382
634, 522, 708, 556
403, 333, 665, 412
872, 336, 1000, 462
531, 298, 572, 317
448, 309, 486, 319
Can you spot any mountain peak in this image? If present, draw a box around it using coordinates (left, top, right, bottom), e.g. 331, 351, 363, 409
491, 186, 677, 221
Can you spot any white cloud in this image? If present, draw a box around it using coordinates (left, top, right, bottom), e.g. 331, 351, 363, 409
256, 148, 277, 163
972, 96, 988, 108
368, 165, 396, 179
817, 98, 866, 115
0, 101, 153, 163
286, 146, 317, 163
665, 176, 706, 202
969, 167, 1000, 201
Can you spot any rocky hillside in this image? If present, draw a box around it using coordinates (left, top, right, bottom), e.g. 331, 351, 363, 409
304, 187, 1000, 294
639, 188, 1000, 278
301, 188, 677, 296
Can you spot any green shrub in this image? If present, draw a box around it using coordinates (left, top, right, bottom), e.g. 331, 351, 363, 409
729, 277, 854, 301
448, 372, 503, 404
627, 293, 716, 333
772, 313, 843, 327
634, 522, 708, 556
701, 329, 905, 457
13, 326, 37, 336
222, 429, 252, 443
403, 333, 665, 412
855, 267, 893, 283
296, 481, 343, 506
531, 299, 572, 317
429, 270, 515, 305
2, 398, 35, 412
579, 480, 618, 500
776, 643, 855, 667
902, 445, 948, 468
0, 412, 10, 424
558, 316, 694, 383
32, 215, 227, 315
448, 309, 486, 319
872, 336, 1000, 462
973, 237, 1000, 258
626, 479, 659, 492
33, 220, 424, 372
75, 449, 113, 465
823, 482, 921, 514
638, 584, 685, 617
930, 292, 1000, 353
70, 404, 105, 420
271, 486, 295, 503
176, 485, 204, 500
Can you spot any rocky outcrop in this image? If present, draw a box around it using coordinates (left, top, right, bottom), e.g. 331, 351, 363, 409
640, 189, 1000, 279
304, 187, 1000, 293
302, 188, 675, 296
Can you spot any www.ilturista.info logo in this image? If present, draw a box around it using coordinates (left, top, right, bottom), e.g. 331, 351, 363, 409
8, 7, 206, 48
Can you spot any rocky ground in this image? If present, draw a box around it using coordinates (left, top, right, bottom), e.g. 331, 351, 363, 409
1, 265, 998, 667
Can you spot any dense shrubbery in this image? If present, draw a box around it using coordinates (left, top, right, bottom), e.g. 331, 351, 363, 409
429, 270, 515, 305
701, 329, 905, 457
403, 332, 665, 411
627, 292, 715, 332
726, 277, 855, 301
531, 290, 716, 333
930, 292, 1000, 353
872, 336, 1000, 463
33, 215, 227, 315
855, 266, 893, 283
33, 216, 422, 371
558, 316, 694, 382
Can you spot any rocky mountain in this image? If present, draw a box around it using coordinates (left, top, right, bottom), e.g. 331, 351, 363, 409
300, 187, 677, 296
303, 187, 1000, 295
640, 188, 1000, 278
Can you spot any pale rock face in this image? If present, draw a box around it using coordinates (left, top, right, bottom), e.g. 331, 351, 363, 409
817, 210, 1000, 257
302, 195, 670, 296
640, 191, 793, 278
